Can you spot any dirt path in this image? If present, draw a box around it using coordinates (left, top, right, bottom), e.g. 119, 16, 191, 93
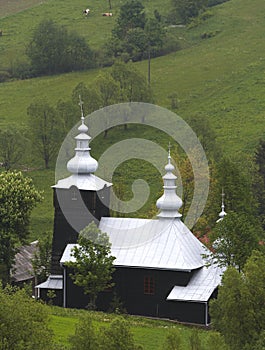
0, 0, 46, 18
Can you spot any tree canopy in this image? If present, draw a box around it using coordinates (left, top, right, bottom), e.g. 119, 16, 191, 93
27, 19, 95, 76
0, 128, 28, 170
66, 222, 116, 309
0, 171, 42, 283
109, 1, 166, 62
210, 250, 265, 350
0, 284, 54, 349
209, 212, 261, 271
27, 99, 64, 168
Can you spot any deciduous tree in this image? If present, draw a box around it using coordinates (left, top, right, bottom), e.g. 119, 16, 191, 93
0, 171, 42, 283
209, 212, 261, 271
210, 251, 265, 350
0, 284, 54, 349
210, 267, 254, 350
27, 99, 63, 168
66, 222, 115, 309
0, 128, 28, 170
27, 19, 94, 76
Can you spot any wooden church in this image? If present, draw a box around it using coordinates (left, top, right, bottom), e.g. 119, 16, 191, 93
36, 114, 223, 325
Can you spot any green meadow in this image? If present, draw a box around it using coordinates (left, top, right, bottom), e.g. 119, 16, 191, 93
1, 0, 265, 343
49, 307, 208, 349
1, 0, 265, 234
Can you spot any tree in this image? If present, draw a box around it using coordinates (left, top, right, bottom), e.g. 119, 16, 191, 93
109, 0, 166, 62
0, 128, 28, 170
27, 99, 63, 168
171, 0, 207, 24
31, 231, 52, 286
0, 284, 54, 350
244, 250, 265, 335
100, 318, 138, 350
110, 61, 153, 103
66, 222, 116, 309
56, 99, 80, 133
209, 212, 261, 271
210, 267, 255, 350
253, 139, 265, 229
113, 0, 146, 40
210, 251, 265, 350
72, 82, 102, 115
216, 157, 257, 216
69, 314, 99, 350
0, 171, 42, 283
27, 19, 94, 76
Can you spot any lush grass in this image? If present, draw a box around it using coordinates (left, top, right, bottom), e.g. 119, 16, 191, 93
0, 0, 172, 69
49, 308, 208, 349
1, 0, 265, 237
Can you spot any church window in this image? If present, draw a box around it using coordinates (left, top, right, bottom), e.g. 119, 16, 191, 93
144, 276, 155, 295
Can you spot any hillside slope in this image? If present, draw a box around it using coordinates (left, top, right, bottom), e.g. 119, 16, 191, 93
1, 0, 265, 160
1, 0, 265, 234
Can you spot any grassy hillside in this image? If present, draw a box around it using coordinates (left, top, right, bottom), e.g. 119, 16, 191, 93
1, 0, 265, 234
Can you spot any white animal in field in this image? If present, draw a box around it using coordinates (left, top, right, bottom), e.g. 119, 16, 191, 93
83, 8, 90, 16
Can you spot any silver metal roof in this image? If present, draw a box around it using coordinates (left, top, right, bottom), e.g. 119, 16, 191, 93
53, 173, 112, 191
166, 264, 224, 302
35, 275, 63, 289
61, 217, 206, 271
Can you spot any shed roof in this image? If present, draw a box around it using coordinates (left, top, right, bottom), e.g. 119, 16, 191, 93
35, 275, 63, 290
166, 264, 224, 302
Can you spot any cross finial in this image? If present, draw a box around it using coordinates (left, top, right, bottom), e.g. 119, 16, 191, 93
78, 95, 84, 123
168, 141, 171, 157
221, 188, 225, 205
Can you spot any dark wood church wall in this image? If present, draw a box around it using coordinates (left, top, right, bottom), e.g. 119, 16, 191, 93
63, 265, 207, 324
51, 186, 110, 275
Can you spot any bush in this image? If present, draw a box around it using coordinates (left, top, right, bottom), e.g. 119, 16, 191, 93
0, 285, 54, 350
0, 70, 10, 82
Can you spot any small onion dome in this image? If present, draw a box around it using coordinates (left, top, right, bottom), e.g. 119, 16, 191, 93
67, 118, 98, 174
156, 151, 182, 219
216, 189, 227, 223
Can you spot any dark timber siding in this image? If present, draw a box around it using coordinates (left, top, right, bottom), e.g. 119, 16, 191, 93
51, 186, 110, 275
63, 265, 208, 324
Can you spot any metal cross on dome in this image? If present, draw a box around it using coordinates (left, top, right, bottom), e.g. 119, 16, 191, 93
78, 95, 85, 123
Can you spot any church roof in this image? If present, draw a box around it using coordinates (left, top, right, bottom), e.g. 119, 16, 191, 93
53, 104, 112, 190
166, 264, 224, 302
61, 216, 206, 271
52, 173, 112, 191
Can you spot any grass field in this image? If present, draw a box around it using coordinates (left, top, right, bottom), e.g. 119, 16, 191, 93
49, 308, 209, 349
1, 0, 265, 233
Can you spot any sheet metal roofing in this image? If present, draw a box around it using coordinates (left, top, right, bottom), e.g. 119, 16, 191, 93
35, 275, 63, 290
61, 217, 207, 271
53, 173, 112, 191
166, 265, 224, 302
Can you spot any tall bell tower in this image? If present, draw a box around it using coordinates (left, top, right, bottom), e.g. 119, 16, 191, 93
36, 100, 112, 301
